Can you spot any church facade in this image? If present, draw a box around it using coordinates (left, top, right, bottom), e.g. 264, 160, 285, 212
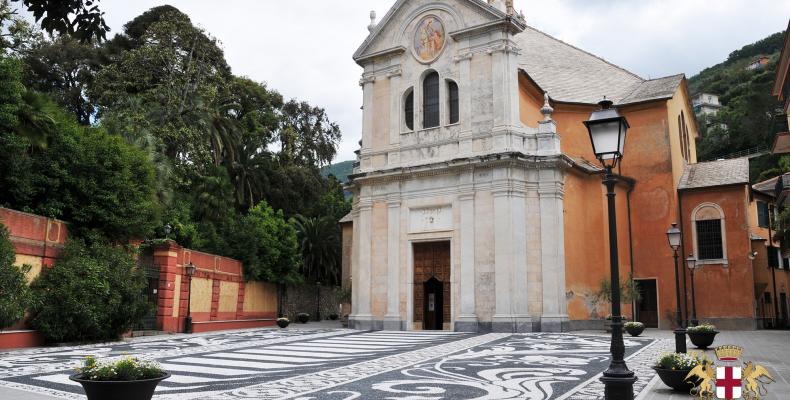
343, 0, 786, 332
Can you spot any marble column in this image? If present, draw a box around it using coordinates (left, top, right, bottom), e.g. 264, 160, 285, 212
384, 200, 402, 330
491, 189, 514, 332
539, 173, 568, 332
352, 201, 374, 330
455, 192, 478, 332
510, 190, 532, 332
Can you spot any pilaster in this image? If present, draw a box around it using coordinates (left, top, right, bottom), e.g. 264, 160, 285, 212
539, 173, 568, 332
384, 199, 403, 330
455, 189, 478, 332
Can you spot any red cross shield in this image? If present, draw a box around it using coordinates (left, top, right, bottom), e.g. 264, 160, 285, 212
716, 366, 742, 399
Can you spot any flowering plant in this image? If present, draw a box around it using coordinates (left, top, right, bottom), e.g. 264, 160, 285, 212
686, 323, 716, 333
654, 352, 704, 370
624, 321, 644, 329
77, 356, 165, 381
277, 317, 289, 323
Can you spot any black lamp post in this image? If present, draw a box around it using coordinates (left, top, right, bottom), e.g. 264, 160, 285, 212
666, 223, 687, 353
686, 255, 699, 326
315, 281, 322, 322
584, 98, 636, 400
184, 262, 197, 333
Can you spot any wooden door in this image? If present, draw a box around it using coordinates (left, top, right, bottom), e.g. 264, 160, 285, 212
413, 242, 451, 329
635, 279, 658, 328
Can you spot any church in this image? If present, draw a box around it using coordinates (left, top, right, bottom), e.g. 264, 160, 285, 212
341, 0, 790, 332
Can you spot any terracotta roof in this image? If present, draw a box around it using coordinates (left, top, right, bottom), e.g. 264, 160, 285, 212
516, 26, 682, 105
339, 212, 353, 224
678, 158, 750, 190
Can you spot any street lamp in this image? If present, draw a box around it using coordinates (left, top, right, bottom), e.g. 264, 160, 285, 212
585, 98, 636, 399
686, 255, 699, 326
666, 223, 687, 354
184, 262, 197, 333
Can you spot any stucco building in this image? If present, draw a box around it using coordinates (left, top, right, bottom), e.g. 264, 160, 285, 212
342, 0, 785, 332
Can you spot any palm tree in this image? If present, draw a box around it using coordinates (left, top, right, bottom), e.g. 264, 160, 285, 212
293, 215, 341, 285
14, 91, 56, 150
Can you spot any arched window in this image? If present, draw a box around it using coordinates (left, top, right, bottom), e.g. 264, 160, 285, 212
692, 203, 726, 261
447, 80, 459, 124
404, 89, 414, 131
423, 71, 440, 128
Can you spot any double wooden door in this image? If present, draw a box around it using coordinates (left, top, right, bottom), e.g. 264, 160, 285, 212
413, 241, 451, 330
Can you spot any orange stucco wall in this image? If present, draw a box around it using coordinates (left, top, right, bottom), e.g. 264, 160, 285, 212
678, 186, 756, 328
519, 76, 698, 329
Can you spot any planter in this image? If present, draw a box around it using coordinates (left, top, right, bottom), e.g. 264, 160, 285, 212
604, 317, 629, 333
70, 372, 170, 400
687, 331, 718, 349
297, 314, 310, 324
625, 325, 645, 337
329, 313, 339, 321
653, 367, 695, 392
277, 319, 289, 328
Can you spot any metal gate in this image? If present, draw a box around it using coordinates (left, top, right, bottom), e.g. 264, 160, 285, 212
137, 249, 161, 331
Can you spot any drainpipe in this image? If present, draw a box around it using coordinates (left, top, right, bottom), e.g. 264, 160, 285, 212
768, 210, 780, 327
677, 190, 689, 327
626, 181, 636, 321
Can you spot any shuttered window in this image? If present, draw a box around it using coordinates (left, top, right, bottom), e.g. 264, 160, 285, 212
405, 90, 414, 131
423, 71, 440, 128
448, 80, 459, 124
696, 219, 723, 260
757, 201, 770, 228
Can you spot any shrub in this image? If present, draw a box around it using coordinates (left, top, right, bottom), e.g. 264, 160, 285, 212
28, 238, 150, 342
297, 313, 310, 323
655, 352, 704, 370
687, 323, 717, 333
0, 224, 30, 330
77, 356, 165, 381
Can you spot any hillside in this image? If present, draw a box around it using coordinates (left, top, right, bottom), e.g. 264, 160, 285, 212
321, 160, 355, 182
689, 31, 786, 175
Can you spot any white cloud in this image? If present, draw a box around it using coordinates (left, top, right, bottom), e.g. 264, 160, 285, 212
64, 1, 790, 161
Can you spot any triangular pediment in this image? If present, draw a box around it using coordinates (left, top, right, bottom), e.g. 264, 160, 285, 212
354, 0, 510, 64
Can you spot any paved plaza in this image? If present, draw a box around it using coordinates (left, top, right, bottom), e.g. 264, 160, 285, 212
1, 324, 788, 399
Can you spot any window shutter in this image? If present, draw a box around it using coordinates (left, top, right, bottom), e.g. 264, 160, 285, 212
768, 246, 780, 268
423, 72, 440, 128
757, 201, 769, 228
448, 81, 459, 124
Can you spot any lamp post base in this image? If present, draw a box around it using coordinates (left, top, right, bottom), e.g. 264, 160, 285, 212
185, 316, 193, 334
673, 328, 687, 353
600, 372, 636, 400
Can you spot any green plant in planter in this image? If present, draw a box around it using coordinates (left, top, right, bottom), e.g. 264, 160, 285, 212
297, 313, 310, 323
276, 317, 290, 328
624, 321, 643, 329
594, 275, 641, 319
686, 323, 716, 333
77, 356, 165, 381
655, 352, 704, 371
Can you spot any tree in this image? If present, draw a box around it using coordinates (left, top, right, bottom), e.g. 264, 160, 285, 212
11, 0, 109, 42
28, 238, 149, 342
279, 100, 341, 168
294, 215, 341, 286
0, 223, 30, 330
229, 201, 301, 284
0, 0, 41, 56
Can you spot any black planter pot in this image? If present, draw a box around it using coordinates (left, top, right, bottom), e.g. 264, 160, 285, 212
329, 313, 339, 321
625, 325, 645, 337
297, 314, 310, 323
653, 367, 695, 392
687, 331, 718, 349
70, 372, 170, 400
277, 319, 289, 328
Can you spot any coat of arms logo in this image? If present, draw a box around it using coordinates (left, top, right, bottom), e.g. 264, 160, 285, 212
685, 345, 774, 399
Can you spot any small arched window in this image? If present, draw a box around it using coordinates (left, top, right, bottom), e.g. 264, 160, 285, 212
693, 203, 726, 261
404, 89, 414, 131
447, 80, 459, 124
423, 71, 440, 128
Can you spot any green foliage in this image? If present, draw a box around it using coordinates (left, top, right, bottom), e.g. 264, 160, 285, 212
0, 56, 23, 130
686, 323, 717, 333
0, 223, 30, 330
320, 160, 355, 183
294, 215, 341, 285
78, 356, 165, 381
690, 30, 785, 171
655, 352, 704, 370
28, 238, 150, 342
595, 276, 641, 305
11, 0, 109, 42
228, 201, 301, 284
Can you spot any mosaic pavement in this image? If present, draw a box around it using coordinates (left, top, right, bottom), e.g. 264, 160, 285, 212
0, 328, 667, 399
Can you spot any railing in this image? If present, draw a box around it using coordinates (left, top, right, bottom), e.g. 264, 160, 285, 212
720, 146, 768, 160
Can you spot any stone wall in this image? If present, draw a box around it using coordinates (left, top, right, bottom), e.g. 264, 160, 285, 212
282, 284, 343, 321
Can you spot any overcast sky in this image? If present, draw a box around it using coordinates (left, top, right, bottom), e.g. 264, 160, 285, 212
68, 1, 790, 161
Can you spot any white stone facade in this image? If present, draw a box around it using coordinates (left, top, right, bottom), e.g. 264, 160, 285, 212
348, 0, 568, 332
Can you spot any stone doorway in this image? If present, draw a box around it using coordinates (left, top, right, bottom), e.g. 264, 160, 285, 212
413, 241, 450, 330
635, 279, 658, 328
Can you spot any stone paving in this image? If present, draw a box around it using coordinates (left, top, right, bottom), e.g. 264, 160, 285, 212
1, 325, 787, 399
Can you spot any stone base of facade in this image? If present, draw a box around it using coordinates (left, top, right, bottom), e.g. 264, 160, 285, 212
540, 315, 569, 333
454, 315, 480, 332
383, 317, 406, 331
491, 315, 533, 333
349, 316, 382, 331
699, 317, 757, 330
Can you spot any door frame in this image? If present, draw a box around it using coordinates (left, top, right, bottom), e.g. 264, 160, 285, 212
407, 238, 453, 331
634, 278, 659, 329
